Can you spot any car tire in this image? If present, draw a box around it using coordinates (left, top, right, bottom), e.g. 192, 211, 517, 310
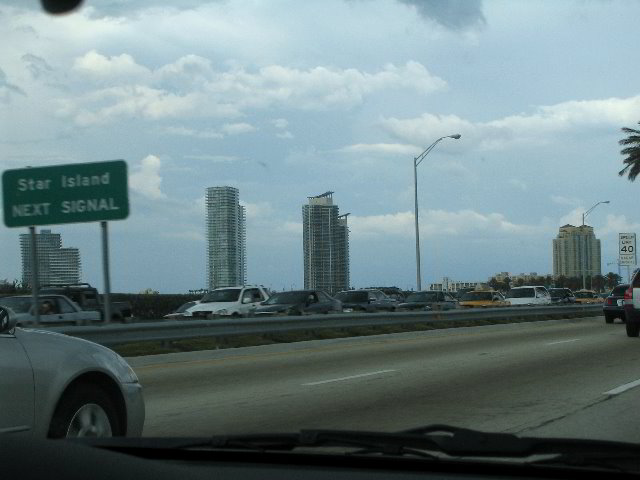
626, 321, 640, 338
48, 384, 121, 439
605, 314, 614, 324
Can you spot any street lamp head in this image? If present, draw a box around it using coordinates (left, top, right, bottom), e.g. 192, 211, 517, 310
602, 200, 610, 204
449, 134, 462, 139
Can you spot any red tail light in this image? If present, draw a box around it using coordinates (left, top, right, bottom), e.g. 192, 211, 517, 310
607, 298, 613, 305
625, 287, 633, 300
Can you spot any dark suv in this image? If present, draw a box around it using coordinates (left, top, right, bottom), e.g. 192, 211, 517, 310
603, 284, 629, 324
623, 271, 640, 337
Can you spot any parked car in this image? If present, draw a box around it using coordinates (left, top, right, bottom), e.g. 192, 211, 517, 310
505, 286, 552, 306
0, 294, 101, 326
40, 283, 133, 322
334, 289, 397, 312
181, 286, 270, 318
603, 284, 629, 324
548, 288, 576, 304
397, 291, 458, 311
0, 305, 144, 438
573, 289, 604, 304
253, 290, 341, 316
459, 290, 509, 308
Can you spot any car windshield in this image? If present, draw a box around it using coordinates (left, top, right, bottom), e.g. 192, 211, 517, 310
201, 289, 242, 303
264, 291, 310, 305
611, 285, 629, 296
335, 291, 368, 302
506, 288, 535, 299
549, 289, 565, 297
4, 0, 640, 458
0, 297, 32, 313
405, 292, 438, 302
460, 292, 493, 301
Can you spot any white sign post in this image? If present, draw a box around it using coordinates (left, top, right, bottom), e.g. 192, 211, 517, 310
619, 233, 637, 266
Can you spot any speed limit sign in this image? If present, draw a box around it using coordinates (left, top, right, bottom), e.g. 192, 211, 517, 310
619, 233, 637, 266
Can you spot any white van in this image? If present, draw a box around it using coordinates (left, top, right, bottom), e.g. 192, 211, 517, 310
505, 286, 552, 306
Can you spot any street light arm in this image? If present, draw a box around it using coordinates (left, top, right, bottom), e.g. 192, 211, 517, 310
415, 137, 446, 167
583, 200, 610, 224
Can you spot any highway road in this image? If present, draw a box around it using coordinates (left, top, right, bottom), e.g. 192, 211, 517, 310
129, 315, 640, 443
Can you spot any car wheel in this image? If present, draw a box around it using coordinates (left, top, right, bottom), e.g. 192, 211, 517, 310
605, 314, 614, 324
231, 312, 241, 318
48, 384, 121, 439
626, 321, 640, 338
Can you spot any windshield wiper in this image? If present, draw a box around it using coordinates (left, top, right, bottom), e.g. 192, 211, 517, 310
75, 425, 640, 472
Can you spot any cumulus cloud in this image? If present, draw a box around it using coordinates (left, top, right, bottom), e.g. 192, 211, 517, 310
349, 209, 543, 238
221, 122, 256, 135
340, 143, 421, 156
600, 214, 640, 236
0, 68, 26, 101
551, 195, 580, 206
241, 201, 274, 219
129, 154, 166, 199
61, 54, 446, 125
163, 126, 223, 139
272, 118, 288, 129
380, 95, 640, 151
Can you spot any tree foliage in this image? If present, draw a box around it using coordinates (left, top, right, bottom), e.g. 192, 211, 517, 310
618, 122, 640, 181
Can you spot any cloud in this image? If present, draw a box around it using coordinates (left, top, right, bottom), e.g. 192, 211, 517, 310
349, 209, 543, 238
183, 154, 239, 162
0, 68, 26, 101
397, 0, 486, 30
241, 201, 274, 219
380, 95, 640, 151
163, 126, 223, 139
272, 118, 288, 129
550, 195, 580, 206
129, 154, 166, 199
221, 122, 256, 135
72, 50, 151, 80
340, 143, 421, 156
276, 131, 294, 139
21, 53, 53, 79
600, 214, 640, 236
61, 55, 446, 125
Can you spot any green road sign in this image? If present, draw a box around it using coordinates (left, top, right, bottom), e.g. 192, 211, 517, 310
2, 160, 129, 227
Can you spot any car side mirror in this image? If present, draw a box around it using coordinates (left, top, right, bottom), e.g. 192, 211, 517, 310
0, 307, 16, 333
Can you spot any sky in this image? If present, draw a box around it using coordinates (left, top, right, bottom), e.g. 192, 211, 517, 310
1, 0, 640, 293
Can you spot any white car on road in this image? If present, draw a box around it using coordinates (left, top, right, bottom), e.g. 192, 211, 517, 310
505, 286, 552, 306
181, 286, 270, 318
0, 305, 144, 438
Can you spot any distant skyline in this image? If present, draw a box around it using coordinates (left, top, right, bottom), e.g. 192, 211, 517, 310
1, 1, 639, 292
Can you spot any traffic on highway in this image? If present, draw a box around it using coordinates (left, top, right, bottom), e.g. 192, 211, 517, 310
4, 1, 640, 479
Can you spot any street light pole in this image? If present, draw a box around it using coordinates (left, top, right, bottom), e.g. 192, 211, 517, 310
413, 134, 461, 291
581, 200, 610, 290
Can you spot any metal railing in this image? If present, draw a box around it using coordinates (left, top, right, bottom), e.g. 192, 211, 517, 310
47, 304, 604, 347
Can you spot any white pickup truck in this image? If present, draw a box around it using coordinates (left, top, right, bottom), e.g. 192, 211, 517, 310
181, 286, 270, 318
0, 294, 102, 326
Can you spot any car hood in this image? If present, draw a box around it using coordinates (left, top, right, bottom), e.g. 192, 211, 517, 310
186, 301, 238, 313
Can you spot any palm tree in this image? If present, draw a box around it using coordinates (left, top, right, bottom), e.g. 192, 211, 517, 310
619, 122, 640, 181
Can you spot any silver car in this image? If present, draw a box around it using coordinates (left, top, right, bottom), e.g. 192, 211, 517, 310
0, 306, 144, 438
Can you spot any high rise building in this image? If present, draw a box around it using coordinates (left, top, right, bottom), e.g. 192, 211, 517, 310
552, 224, 601, 278
302, 192, 350, 294
20, 229, 81, 287
206, 186, 246, 289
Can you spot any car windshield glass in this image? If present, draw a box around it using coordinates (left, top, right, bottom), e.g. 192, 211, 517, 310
405, 292, 438, 302
0, 297, 32, 313
6, 0, 640, 454
335, 291, 368, 302
506, 288, 535, 298
611, 285, 628, 296
460, 292, 493, 301
264, 292, 310, 305
201, 289, 241, 303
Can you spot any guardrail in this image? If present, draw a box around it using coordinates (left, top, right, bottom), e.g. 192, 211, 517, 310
48, 304, 604, 347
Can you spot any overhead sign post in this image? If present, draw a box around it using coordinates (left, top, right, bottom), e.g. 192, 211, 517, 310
2, 160, 129, 325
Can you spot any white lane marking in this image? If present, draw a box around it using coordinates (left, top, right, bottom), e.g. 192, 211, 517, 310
303, 369, 397, 386
545, 339, 580, 345
604, 378, 640, 396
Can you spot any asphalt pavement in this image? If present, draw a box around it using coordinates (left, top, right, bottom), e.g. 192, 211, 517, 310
129, 316, 640, 442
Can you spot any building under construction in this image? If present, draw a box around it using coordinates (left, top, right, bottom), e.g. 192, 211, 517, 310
302, 192, 350, 294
